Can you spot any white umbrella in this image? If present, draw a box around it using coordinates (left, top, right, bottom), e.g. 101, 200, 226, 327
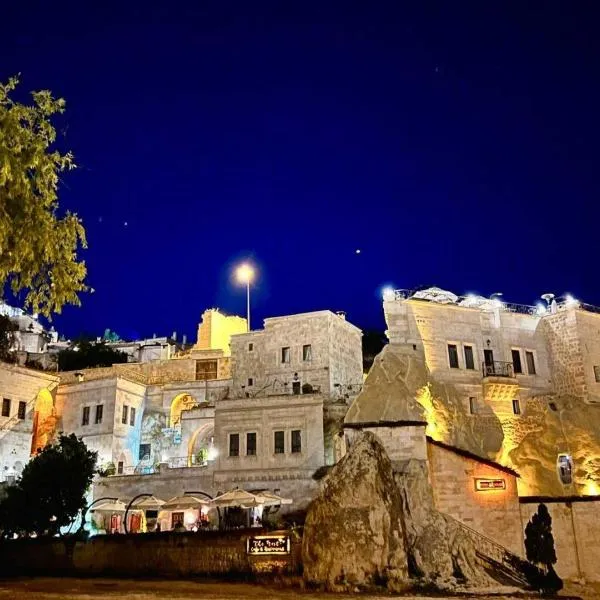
257, 491, 293, 507
163, 495, 210, 511
210, 489, 266, 508
131, 496, 166, 510
90, 499, 128, 512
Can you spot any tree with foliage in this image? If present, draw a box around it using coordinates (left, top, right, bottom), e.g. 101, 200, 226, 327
0, 76, 87, 317
57, 339, 128, 371
524, 503, 563, 594
0, 434, 97, 537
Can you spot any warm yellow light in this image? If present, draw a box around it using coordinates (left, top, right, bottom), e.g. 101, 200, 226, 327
584, 480, 600, 496
236, 263, 255, 284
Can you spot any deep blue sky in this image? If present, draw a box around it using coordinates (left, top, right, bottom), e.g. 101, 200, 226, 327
3, 1, 600, 340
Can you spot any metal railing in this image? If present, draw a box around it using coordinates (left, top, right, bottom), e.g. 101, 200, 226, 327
482, 361, 514, 378
167, 456, 208, 469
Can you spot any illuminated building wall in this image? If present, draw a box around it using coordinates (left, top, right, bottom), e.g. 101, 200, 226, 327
195, 309, 247, 357
377, 288, 600, 497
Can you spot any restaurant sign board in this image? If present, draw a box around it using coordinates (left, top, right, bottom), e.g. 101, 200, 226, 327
246, 535, 290, 555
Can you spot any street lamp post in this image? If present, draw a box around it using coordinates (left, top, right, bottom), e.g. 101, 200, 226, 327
235, 263, 255, 331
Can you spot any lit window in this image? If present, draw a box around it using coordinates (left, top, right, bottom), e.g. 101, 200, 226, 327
139, 444, 151, 460
291, 430, 302, 453
1, 398, 10, 418
274, 430, 285, 454
447, 344, 459, 369
512, 350, 523, 374
526, 351, 536, 375
229, 433, 240, 457
557, 454, 573, 485
95, 404, 103, 424
281, 347, 290, 364
468, 397, 477, 415
246, 432, 257, 456
122, 405, 128, 425
512, 399, 521, 415
130, 406, 136, 426
303, 344, 312, 361
82, 406, 90, 426
594, 366, 600, 383
17, 401, 26, 420
464, 345, 475, 370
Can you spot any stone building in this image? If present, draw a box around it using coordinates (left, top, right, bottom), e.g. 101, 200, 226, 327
0, 308, 362, 517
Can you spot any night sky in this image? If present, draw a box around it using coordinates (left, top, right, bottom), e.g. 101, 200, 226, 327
2, 2, 599, 341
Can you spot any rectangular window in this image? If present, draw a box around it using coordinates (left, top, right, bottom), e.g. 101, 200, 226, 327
95, 404, 103, 424
512, 349, 523, 374
122, 404, 128, 425
1, 398, 10, 418
469, 397, 477, 415
248, 343, 253, 352
291, 430, 302, 453
512, 399, 521, 415
595, 366, 600, 383
292, 381, 301, 395
130, 406, 136, 426
247, 378, 253, 387
274, 430, 285, 454
281, 347, 290, 364
17, 401, 26, 420
139, 443, 151, 460
82, 406, 90, 426
117, 461, 124, 475
246, 432, 257, 456
196, 360, 218, 381
447, 344, 459, 369
303, 344, 312, 361
463, 345, 475, 370
229, 433, 240, 457
526, 351, 536, 375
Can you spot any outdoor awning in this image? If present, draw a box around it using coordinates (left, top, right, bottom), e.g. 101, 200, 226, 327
162, 495, 210, 511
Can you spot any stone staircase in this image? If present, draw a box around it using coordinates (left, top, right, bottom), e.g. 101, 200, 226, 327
444, 514, 530, 588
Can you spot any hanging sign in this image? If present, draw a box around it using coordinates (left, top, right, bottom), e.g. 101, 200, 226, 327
247, 535, 290, 555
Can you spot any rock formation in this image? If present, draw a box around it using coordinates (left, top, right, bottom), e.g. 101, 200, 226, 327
303, 431, 517, 592
302, 432, 408, 591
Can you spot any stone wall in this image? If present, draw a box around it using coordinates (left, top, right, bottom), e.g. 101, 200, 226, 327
0, 531, 301, 577
519, 497, 600, 582
230, 310, 362, 397
427, 439, 522, 554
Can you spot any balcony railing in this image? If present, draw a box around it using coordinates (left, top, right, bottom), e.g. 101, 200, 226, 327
482, 361, 514, 378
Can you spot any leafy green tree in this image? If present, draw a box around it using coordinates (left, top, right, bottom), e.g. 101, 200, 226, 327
57, 339, 128, 371
0, 76, 87, 317
0, 434, 97, 537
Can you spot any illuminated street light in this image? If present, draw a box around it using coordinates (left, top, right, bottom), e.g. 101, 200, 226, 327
236, 263, 255, 331
382, 286, 395, 301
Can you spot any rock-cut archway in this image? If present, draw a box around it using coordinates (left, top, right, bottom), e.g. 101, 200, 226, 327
30, 388, 55, 454
187, 423, 215, 466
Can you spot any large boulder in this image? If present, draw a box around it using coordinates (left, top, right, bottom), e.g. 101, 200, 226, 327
302, 432, 409, 591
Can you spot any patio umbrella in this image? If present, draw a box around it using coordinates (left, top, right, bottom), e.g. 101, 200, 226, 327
210, 489, 266, 508
131, 496, 166, 510
162, 495, 210, 511
257, 491, 293, 507
90, 499, 128, 512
